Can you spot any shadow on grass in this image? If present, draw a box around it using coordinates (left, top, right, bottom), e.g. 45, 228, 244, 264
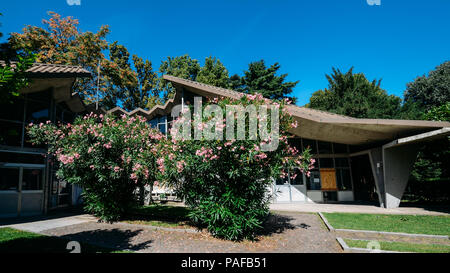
122, 205, 190, 226
0, 227, 151, 253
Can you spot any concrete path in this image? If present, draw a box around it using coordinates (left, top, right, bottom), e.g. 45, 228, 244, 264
0, 214, 97, 233
270, 203, 449, 216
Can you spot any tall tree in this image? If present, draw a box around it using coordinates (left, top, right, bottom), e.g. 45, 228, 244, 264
240, 60, 298, 102
404, 61, 450, 112
228, 74, 245, 92
307, 67, 402, 119
196, 56, 230, 88
8, 12, 162, 111
159, 54, 200, 99
8, 12, 120, 108
104, 42, 160, 111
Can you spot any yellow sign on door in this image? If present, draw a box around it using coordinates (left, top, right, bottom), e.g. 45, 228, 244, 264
320, 168, 337, 191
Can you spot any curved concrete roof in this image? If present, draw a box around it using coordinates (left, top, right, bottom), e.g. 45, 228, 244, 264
162, 75, 450, 145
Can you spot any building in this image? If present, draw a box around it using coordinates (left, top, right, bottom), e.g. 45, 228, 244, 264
109, 75, 450, 209
0, 62, 91, 217
1, 66, 449, 218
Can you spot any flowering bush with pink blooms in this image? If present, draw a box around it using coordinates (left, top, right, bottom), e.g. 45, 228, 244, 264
157, 94, 314, 241
27, 113, 164, 222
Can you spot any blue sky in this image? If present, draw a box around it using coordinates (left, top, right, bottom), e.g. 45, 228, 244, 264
1, 0, 449, 106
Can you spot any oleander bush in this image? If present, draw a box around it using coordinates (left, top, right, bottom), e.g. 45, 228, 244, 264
27, 113, 163, 222
156, 94, 314, 240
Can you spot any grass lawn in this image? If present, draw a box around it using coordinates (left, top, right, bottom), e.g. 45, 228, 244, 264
344, 238, 450, 253
0, 227, 126, 253
323, 213, 450, 236
123, 204, 191, 228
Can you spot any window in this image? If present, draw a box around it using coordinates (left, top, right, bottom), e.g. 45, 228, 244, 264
302, 139, 317, 154
307, 170, 321, 190
335, 157, 349, 168
319, 158, 334, 168
290, 168, 304, 185
0, 98, 25, 122
0, 120, 23, 147
0, 168, 19, 191
22, 168, 43, 191
318, 141, 332, 154
275, 176, 288, 185
0, 152, 45, 164
158, 123, 167, 135
288, 138, 302, 153
336, 168, 352, 191
333, 143, 348, 154
26, 101, 50, 125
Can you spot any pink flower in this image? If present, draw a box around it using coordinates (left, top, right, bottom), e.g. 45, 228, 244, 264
103, 142, 112, 149
176, 160, 185, 173
114, 166, 120, 173
255, 153, 268, 160
130, 173, 138, 181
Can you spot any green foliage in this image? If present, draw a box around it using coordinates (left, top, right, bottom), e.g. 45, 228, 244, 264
239, 60, 298, 102
9, 12, 112, 105
105, 41, 160, 111
8, 12, 161, 111
422, 102, 450, 122
407, 102, 449, 203
196, 56, 230, 88
27, 113, 163, 222
307, 67, 402, 118
157, 95, 313, 240
0, 50, 36, 102
159, 54, 200, 99
404, 61, 450, 111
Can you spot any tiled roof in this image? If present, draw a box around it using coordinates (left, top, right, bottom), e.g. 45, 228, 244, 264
0, 61, 91, 77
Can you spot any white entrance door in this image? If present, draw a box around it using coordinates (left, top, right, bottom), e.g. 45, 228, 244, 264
273, 168, 308, 203
273, 176, 291, 202
290, 168, 307, 202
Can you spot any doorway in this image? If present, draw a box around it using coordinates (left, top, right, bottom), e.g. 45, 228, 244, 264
351, 154, 379, 203
0, 163, 45, 217
273, 167, 308, 202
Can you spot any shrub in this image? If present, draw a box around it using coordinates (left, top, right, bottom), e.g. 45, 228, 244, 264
157, 94, 313, 240
27, 113, 163, 222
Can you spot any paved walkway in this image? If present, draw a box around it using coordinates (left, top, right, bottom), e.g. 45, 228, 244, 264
0, 214, 97, 233
270, 203, 449, 216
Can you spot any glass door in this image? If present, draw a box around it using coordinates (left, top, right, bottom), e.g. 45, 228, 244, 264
273, 167, 308, 202
290, 168, 307, 202
0, 163, 45, 217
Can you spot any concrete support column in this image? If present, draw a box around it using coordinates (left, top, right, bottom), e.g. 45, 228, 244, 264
368, 147, 385, 208
382, 143, 420, 208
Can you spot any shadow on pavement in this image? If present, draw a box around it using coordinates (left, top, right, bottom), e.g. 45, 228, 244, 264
59, 228, 152, 251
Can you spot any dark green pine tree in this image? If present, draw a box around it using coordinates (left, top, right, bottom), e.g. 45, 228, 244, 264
307, 67, 402, 119
240, 60, 298, 102
196, 56, 230, 88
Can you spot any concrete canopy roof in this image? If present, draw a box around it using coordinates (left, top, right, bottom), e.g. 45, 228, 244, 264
9, 62, 92, 113
162, 75, 450, 145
